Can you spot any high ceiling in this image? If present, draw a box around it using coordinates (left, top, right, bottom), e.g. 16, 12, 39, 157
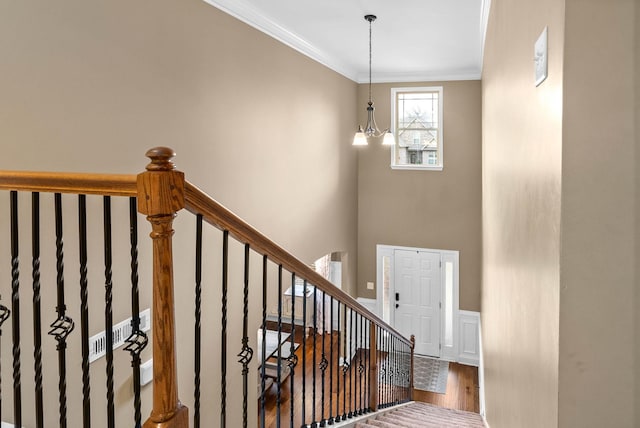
203, 0, 490, 83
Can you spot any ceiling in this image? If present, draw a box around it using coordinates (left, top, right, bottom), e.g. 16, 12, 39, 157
202, 0, 490, 83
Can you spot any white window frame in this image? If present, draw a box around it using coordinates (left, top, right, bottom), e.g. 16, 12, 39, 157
390, 86, 444, 171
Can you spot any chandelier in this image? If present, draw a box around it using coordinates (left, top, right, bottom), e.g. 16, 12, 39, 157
353, 14, 394, 146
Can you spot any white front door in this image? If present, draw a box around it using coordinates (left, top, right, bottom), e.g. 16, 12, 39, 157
393, 249, 441, 357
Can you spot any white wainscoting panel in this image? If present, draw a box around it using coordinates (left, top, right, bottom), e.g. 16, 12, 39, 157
356, 297, 379, 349
356, 297, 379, 316
458, 310, 480, 366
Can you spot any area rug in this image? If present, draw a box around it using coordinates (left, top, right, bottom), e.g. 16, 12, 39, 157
413, 355, 449, 394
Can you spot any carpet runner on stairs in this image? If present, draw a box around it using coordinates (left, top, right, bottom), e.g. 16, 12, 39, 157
354, 402, 485, 428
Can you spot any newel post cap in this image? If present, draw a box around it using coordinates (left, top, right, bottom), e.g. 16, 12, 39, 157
137, 147, 185, 216
145, 147, 177, 171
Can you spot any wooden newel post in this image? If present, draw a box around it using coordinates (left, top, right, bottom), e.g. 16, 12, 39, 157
409, 335, 415, 400
369, 325, 378, 411
138, 147, 189, 428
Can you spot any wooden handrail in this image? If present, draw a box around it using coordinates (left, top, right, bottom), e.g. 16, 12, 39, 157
184, 180, 411, 345
0, 171, 137, 196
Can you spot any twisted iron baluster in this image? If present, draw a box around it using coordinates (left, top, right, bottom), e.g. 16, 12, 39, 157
78, 194, 91, 427
380, 329, 385, 408
124, 197, 147, 428
103, 196, 115, 428
287, 273, 297, 428
194, 215, 203, 428
395, 336, 400, 404
358, 314, 364, 415
311, 286, 317, 428
31, 192, 44, 428
260, 255, 267, 428
49, 193, 74, 428
10, 191, 22, 427
0, 302, 11, 423
237, 244, 254, 428
348, 308, 353, 418
341, 305, 348, 421
334, 301, 341, 423
328, 296, 334, 425
319, 291, 327, 427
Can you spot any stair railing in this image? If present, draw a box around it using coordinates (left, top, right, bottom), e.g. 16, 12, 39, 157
0, 147, 414, 428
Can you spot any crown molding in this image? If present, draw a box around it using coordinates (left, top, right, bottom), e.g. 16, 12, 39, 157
479, 0, 492, 75
358, 70, 482, 84
203, 0, 485, 84
202, 0, 359, 81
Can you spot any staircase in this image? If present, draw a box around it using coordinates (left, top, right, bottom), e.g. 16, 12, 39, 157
354, 402, 485, 428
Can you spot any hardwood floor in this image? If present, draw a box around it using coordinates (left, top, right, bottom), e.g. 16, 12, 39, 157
258, 330, 479, 428
412, 361, 480, 413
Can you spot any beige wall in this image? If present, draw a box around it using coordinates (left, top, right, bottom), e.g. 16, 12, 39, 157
356, 81, 482, 311
481, 0, 564, 426
0, 0, 357, 426
483, 0, 638, 427
559, 1, 637, 426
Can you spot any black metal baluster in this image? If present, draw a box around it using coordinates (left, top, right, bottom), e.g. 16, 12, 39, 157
0, 302, 10, 424
389, 333, 393, 406
380, 329, 385, 408
103, 196, 115, 428
405, 341, 409, 402
319, 291, 327, 427
397, 337, 401, 404
396, 337, 404, 403
383, 328, 387, 409
31, 192, 44, 428
124, 197, 146, 428
394, 336, 401, 404
238, 244, 254, 428
301, 280, 307, 428
358, 313, 363, 415
328, 296, 334, 425
78, 194, 91, 427
365, 319, 370, 412
311, 287, 317, 428
391, 336, 396, 404
375, 325, 380, 409
221, 230, 229, 428
353, 312, 360, 417
348, 308, 353, 418
288, 273, 297, 428
387, 331, 392, 407
400, 339, 404, 403
260, 255, 267, 428
334, 301, 341, 423
10, 191, 22, 427
341, 305, 348, 421
378, 326, 384, 409
194, 215, 203, 428
49, 193, 74, 428
276, 265, 283, 427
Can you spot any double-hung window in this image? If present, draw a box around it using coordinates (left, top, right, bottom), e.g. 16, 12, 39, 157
391, 87, 443, 170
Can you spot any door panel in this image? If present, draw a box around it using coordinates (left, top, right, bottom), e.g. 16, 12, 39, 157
393, 249, 441, 357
